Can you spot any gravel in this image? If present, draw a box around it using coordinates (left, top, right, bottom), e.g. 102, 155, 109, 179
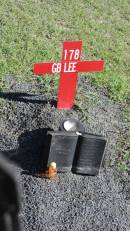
0, 76, 130, 231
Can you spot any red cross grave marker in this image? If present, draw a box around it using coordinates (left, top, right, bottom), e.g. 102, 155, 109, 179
34, 41, 105, 109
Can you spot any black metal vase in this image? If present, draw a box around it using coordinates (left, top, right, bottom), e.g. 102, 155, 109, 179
45, 131, 78, 172
72, 133, 106, 176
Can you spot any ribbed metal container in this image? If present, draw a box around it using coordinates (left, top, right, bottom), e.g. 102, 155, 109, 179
46, 131, 78, 172
72, 133, 106, 175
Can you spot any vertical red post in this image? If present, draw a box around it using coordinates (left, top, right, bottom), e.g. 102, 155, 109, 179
57, 41, 82, 109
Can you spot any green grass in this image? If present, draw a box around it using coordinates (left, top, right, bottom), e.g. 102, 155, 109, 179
0, 0, 130, 103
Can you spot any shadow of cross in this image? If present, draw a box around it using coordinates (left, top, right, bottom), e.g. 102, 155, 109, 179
34, 41, 105, 109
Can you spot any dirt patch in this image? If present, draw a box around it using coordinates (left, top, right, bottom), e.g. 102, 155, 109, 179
0, 76, 129, 231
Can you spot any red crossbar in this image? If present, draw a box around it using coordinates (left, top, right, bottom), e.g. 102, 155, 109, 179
33, 41, 105, 109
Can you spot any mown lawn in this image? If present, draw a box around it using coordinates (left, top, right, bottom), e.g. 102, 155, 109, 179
0, 0, 130, 103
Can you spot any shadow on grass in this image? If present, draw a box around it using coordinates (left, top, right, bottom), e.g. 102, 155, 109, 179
0, 92, 84, 113
0, 92, 57, 107
1, 128, 52, 175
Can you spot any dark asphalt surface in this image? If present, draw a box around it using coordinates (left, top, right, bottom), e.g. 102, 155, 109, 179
0, 76, 130, 231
